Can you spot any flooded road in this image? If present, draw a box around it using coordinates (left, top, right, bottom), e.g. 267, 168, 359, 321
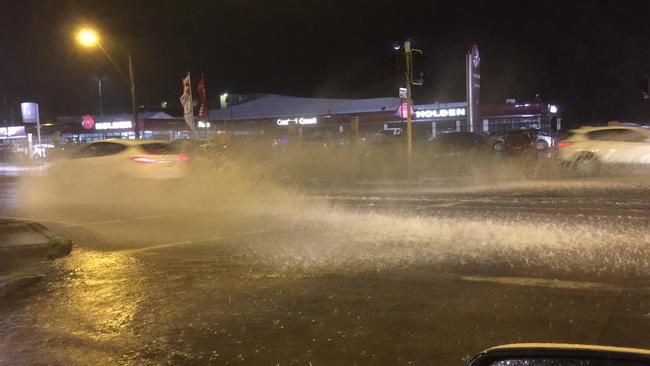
3, 176, 650, 365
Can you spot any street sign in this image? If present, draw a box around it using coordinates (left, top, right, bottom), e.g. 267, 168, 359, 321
20, 103, 39, 124
399, 87, 407, 99
20, 102, 41, 152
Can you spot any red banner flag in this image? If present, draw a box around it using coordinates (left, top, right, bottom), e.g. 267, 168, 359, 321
197, 74, 208, 122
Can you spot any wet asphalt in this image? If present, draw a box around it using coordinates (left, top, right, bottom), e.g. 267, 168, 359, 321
2, 175, 650, 365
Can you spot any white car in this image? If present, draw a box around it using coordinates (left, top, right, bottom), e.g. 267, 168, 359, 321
556, 126, 650, 172
49, 139, 189, 181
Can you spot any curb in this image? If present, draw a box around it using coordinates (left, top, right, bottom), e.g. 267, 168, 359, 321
0, 221, 73, 259
0, 220, 73, 299
27, 222, 73, 259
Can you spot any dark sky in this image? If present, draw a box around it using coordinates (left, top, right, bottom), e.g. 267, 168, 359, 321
2, 0, 650, 125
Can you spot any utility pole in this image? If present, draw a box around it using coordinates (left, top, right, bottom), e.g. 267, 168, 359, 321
96, 77, 104, 116
128, 53, 139, 139
404, 40, 413, 162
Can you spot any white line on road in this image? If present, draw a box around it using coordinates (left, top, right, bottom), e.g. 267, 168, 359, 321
77, 213, 178, 227
134, 214, 176, 220
77, 218, 129, 226
124, 239, 199, 254
461, 275, 623, 292
0, 215, 78, 226
0, 213, 179, 228
120, 227, 295, 254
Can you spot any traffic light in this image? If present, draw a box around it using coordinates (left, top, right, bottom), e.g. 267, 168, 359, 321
392, 47, 426, 86
410, 49, 425, 86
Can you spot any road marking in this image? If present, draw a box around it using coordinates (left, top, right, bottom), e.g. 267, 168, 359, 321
461, 275, 622, 292
120, 227, 295, 254
125, 239, 199, 253
0, 215, 78, 226
0, 213, 181, 228
134, 214, 175, 220
77, 218, 128, 226
77, 213, 178, 227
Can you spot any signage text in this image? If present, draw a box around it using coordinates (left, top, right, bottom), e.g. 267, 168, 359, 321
276, 117, 317, 126
95, 120, 133, 130
415, 108, 466, 119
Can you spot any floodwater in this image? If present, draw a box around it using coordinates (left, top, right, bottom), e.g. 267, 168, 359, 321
3, 154, 650, 365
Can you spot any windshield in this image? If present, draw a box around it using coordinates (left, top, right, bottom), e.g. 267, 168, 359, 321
3, 2, 650, 366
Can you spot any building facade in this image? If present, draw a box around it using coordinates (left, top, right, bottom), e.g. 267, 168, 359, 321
208, 95, 560, 139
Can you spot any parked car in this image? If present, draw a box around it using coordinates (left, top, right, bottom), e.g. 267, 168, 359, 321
555, 126, 650, 173
489, 129, 554, 152
486, 130, 538, 156
49, 139, 189, 182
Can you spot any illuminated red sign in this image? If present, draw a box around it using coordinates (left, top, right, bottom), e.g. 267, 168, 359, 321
397, 102, 413, 119
82, 115, 95, 130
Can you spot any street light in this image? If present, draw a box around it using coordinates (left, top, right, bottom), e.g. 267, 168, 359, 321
75, 27, 139, 139
76, 28, 99, 48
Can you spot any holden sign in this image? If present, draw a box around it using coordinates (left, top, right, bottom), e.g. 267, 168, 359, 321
414, 108, 466, 119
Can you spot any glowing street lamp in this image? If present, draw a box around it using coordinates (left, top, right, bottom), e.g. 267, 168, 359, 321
76, 28, 99, 48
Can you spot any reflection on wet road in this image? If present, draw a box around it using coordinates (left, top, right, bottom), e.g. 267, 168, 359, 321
3, 177, 650, 365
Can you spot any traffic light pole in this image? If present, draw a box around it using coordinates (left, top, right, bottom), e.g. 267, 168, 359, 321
404, 40, 413, 163
128, 53, 139, 139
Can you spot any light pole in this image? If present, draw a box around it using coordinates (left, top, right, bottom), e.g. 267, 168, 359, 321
94, 76, 104, 116
76, 28, 139, 138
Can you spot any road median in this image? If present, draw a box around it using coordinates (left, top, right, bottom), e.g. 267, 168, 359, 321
0, 219, 72, 298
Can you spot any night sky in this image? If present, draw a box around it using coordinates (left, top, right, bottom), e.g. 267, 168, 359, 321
2, 0, 650, 126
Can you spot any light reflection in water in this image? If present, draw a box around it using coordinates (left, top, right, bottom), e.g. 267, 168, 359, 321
43, 249, 144, 344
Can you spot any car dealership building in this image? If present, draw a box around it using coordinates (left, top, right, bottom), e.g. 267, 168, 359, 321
41, 95, 559, 144
208, 95, 560, 139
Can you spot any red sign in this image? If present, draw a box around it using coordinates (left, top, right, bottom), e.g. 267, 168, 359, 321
397, 102, 412, 119
82, 115, 94, 130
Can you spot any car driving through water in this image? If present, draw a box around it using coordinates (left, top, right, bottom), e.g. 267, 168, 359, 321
48, 139, 189, 182
555, 126, 650, 173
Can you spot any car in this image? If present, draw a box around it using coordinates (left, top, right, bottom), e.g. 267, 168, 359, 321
48, 139, 189, 181
489, 129, 554, 152
555, 126, 650, 173
487, 130, 538, 156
